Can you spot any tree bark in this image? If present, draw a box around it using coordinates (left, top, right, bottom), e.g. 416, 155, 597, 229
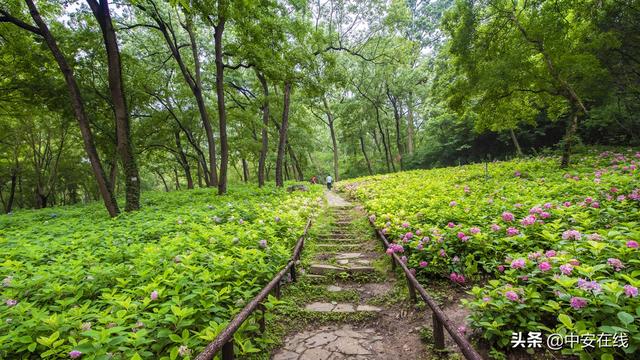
509, 128, 523, 157
214, 13, 228, 195
156, 170, 169, 192
360, 136, 373, 175
322, 97, 339, 181
174, 131, 194, 189
142, 2, 217, 186
256, 71, 270, 187
173, 167, 180, 190
561, 111, 579, 168
384, 125, 397, 172
288, 143, 304, 180
88, 0, 140, 211
275, 81, 292, 187
387, 89, 403, 170
374, 106, 392, 172
18, 0, 119, 217
241, 158, 249, 182
4, 170, 17, 213
407, 93, 415, 155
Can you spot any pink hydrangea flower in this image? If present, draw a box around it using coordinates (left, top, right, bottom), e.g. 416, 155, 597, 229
568, 259, 580, 266
369, 215, 376, 222
540, 212, 551, 219
627, 240, 639, 248
563, 201, 572, 207
521, 215, 536, 226
439, 249, 446, 257
514, 203, 523, 208
570, 297, 587, 309
587, 233, 603, 241
450, 201, 458, 207
259, 239, 268, 248
447, 222, 456, 228
469, 227, 481, 235
404, 232, 414, 240
538, 262, 552, 272
464, 186, 470, 193
450, 272, 465, 284
69, 350, 82, 359
150, 291, 158, 301
415, 229, 422, 236
624, 285, 638, 298
607, 258, 624, 271
501, 212, 515, 222
506, 227, 519, 236
386, 248, 394, 255
505, 291, 519, 301
560, 264, 573, 275
562, 230, 582, 241
457, 232, 466, 239
510, 258, 526, 269
514, 170, 521, 177
401, 222, 410, 228
497, 265, 505, 272
452, 256, 460, 263
543, 202, 553, 209
545, 250, 557, 258
419, 261, 428, 268
5, 299, 17, 307
591, 202, 600, 208
400, 256, 407, 263
490, 224, 501, 232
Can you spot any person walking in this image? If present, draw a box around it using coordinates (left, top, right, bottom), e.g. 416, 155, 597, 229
325, 174, 333, 190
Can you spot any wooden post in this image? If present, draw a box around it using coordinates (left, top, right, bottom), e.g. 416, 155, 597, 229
290, 263, 297, 282
391, 255, 396, 271
432, 313, 445, 350
274, 281, 281, 299
406, 276, 417, 303
222, 340, 234, 360
258, 303, 266, 333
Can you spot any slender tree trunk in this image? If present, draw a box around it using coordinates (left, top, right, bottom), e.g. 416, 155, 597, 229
88, 0, 140, 211
197, 161, 204, 187
322, 97, 339, 181
214, 13, 228, 195
173, 168, 180, 190
510, 128, 523, 157
108, 159, 117, 194
384, 125, 397, 172
288, 143, 303, 180
561, 111, 579, 168
387, 88, 403, 170
143, 4, 217, 186
242, 158, 249, 182
407, 93, 415, 155
374, 106, 392, 172
156, 170, 169, 192
284, 155, 290, 181
5, 170, 17, 213
19, 0, 119, 217
174, 131, 194, 189
256, 71, 269, 187
360, 136, 373, 175
275, 81, 292, 187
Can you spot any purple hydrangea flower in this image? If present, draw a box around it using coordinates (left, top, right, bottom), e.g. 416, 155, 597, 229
69, 350, 82, 359
560, 264, 574, 275
627, 240, 639, 249
502, 212, 515, 222
570, 297, 587, 309
624, 285, 638, 298
510, 259, 526, 269
538, 262, 552, 272
150, 291, 158, 301
505, 291, 519, 301
506, 227, 520, 236
607, 258, 624, 271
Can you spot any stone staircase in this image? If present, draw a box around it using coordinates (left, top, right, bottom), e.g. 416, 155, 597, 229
308, 206, 376, 277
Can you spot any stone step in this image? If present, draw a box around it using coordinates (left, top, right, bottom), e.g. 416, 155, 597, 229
304, 302, 382, 313
317, 237, 363, 243
317, 233, 358, 239
308, 263, 375, 275
314, 244, 362, 251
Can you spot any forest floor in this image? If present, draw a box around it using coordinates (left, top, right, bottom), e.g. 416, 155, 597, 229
264, 191, 469, 360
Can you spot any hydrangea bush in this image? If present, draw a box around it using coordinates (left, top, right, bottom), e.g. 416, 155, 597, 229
339, 149, 639, 358
0, 185, 320, 359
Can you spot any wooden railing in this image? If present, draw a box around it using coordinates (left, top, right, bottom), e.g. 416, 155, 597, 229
369, 218, 484, 360
195, 218, 312, 360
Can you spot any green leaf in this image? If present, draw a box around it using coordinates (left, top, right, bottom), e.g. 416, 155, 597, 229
558, 313, 573, 329
617, 311, 634, 325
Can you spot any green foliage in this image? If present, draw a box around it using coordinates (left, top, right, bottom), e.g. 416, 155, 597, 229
0, 185, 321, 358
339, 148, 640, 357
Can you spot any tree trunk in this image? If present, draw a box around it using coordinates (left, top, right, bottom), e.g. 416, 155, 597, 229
21, 0, 120, 217
407, 93, 415, 155
174, 131, 194, 189
510, 128, 523, 157
322, 97, 339, 181
214, 13, 228, 195
275, 81, 292, 187
561, 111, 579, 168
374, 106, 392, 172
173, 168, 180, 190
196, 161, 203, 187
256, 71, 269, 187
384, 125, 396, 172
288, 143, 303, 180
5, 170, 17, 213
156, 170, 169, 192
387, 88, 403, 170
360, 136, 373, 175
88, 0, 140, 212
144, 4, 218, 186
242, 158, 249, 182
108, 159, 117, 194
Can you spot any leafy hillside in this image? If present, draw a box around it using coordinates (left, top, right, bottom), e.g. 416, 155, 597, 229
0, 185, 321, 359
338, 149, 640, 357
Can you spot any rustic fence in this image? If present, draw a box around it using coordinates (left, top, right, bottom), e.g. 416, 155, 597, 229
369, 218, 484, 360
195, 218, 312, 360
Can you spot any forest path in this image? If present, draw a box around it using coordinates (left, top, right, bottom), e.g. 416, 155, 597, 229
270, 191, 432, 360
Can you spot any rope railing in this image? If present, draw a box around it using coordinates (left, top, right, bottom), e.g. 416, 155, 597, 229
369, 218, 484, 360
195, 218, 313, 360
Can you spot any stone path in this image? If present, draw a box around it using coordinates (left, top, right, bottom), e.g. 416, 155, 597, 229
272, 192, 430, 360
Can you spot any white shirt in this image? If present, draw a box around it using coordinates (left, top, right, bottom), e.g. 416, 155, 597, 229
326, 176, 333, 183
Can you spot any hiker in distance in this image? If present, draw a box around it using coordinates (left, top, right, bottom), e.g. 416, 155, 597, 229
326, 174, 333, 190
